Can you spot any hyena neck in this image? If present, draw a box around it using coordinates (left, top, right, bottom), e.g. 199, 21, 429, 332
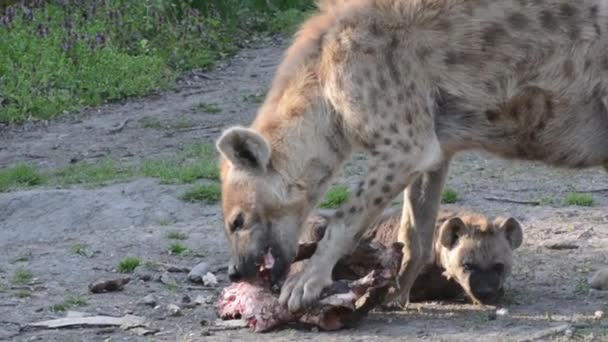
253, 95, 352, 206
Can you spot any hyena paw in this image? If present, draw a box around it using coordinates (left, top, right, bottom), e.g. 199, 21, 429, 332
278, 263, 332, 313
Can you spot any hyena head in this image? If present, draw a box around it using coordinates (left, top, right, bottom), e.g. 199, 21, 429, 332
216, 127, 319, 285
437, 214, 523, 304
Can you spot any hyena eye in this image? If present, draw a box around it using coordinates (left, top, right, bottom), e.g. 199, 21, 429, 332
462, 262, 475, 272
230, 213, 244, 233
493, 263, 505, 273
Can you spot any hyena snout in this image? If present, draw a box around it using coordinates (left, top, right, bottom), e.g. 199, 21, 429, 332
469, 270, 503, 303
228, 235, 293, 285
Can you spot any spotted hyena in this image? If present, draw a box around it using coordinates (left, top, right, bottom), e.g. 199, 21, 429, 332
216, 0, 608, 312
302, 208, 523, 305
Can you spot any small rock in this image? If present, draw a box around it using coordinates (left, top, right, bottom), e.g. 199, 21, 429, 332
138, 294, 157, 307
181, 295, 191, 304
202, 272, 218, 287
565, 328, 574, 338
159, 272, 177, 287
166, 304, 181, 316
589, 269, 608, 290
194, 295, 209, 305
133, 266, 153, 282
496, 308, 509, 317
89, 277, 130, 293
594, 310, 604, 320
187, 262, 210, 283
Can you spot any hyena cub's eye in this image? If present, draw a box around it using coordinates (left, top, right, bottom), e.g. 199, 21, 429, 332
230, 213, 245, 233
492, 263, 505, 273
462, 262, 475, 272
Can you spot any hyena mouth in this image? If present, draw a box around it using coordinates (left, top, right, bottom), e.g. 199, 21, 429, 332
257, 247, 275, 284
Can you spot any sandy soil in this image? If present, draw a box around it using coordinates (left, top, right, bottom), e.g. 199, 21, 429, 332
1, 35, 607, 342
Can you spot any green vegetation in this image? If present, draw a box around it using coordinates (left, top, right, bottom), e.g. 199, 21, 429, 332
117, 256, 141, 273
168, 242, 189, 255
441, 187, 459, 204
181, 183, 221, 203
319, 186, 349, 209
243, 93, 266, 104
166, 230, 188, 240
0, 0, 314, 123
0, 165, 45, 192
11, 268, 33, 285
50, 296, 88, 312
565, 193, 594, 207
15, 290, 32, 298
0, 142, 220, 192
197, 102, 222, 114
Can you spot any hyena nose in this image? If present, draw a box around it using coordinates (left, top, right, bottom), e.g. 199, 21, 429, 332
228, 264, 242, 282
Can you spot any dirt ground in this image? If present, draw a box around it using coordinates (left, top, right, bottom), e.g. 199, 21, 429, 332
1, 35, 607, 342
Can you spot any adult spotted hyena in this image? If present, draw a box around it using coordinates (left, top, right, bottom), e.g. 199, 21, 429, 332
216, 0, 608, 312
303, 208, 523, 305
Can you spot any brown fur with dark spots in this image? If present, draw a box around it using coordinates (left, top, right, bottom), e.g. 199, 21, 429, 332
216, 0, 608, 311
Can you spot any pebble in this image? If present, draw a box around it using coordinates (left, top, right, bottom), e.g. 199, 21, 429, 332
194, 295, 215, 305
496, 308, 509, 317
159, 272, 177, 287
594, 310, 604, 320
187, 262, 210, 283
589, 269, 608, 290
202, 272, 218, 287
167, 304, 181, 316
139, 294, 157, 307
133, 266, 153, 282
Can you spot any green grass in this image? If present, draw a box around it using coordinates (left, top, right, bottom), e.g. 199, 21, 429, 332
0, 0, 314, 123
565, 193, 594, 207
319, 186, 349, 209
197, 102, 222, 114
181, 183, 221, 203
0, 142, 220, 192
117, 256, 141, 273
441, 187, 459, 204
0, 165, 45, 192
166, 230, 188, 240
50, 296, 88, 312
15, 290, 32, 298
168, 242, 189, 255
11, 268, 33, 285
243, 93, 266, 104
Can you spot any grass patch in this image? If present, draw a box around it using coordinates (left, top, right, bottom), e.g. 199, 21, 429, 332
243, 93, 266, 104
181, 183, 221, 203
441, 187, 459, 204
565, 193, 594, 207
197, 102, 222, 114
319, 186, 349, 209
15, 290, 32, 298
166, 230, 188, 240
1, 142, 220, 191
0, 0, 314, 123
50, 296, 88, 312
11, 268, 33, 285
54, 161, 134, 186
0, 164, 46, 192
117, 256, 141, 273
168, 242, 189, 255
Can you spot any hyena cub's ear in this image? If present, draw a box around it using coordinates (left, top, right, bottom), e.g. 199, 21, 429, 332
438, 217, 469, 249
216, 126, 271, 173
494, 217, 523, 250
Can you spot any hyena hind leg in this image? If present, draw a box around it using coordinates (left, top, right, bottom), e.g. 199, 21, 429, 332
384, 158, 451, 308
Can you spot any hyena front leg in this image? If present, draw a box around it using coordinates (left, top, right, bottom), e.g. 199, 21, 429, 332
384, 158, 450, 308
279, 132, 443, 312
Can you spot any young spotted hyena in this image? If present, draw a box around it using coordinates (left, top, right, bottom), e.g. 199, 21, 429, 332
216, 0, 608, 312
302, 208, 523, 305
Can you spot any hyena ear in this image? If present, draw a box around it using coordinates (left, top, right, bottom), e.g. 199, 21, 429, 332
495, 216, 523, 250
439, 217, 468, 249
216, 126, 271, 173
